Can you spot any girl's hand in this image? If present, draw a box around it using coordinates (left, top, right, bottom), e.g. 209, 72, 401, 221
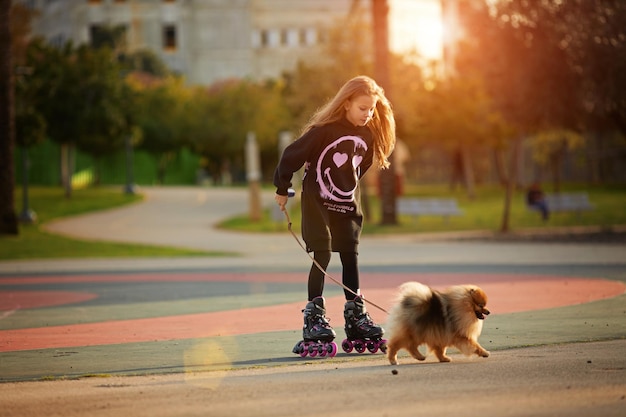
275, 193, 288, 212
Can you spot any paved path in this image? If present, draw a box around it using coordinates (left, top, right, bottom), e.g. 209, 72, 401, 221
0, 186, 625, 416
2, 271, 623, 353
2, 340, 625, 417
3, 186, 624, 273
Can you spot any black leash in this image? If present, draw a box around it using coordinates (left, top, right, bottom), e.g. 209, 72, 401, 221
281, 207, 388, 315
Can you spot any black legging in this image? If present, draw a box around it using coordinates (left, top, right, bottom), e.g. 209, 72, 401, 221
308, 251, 359, 301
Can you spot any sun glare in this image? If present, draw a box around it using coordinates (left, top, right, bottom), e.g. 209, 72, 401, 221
390, 0, 445, 61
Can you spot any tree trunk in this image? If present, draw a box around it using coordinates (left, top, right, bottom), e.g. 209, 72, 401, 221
500, 136, 522, 233
493, 147, 508, 186
549, 152, 562, 194
379, 155, 397, 224
460, 146, 476, 199
0, 0, 18, 235
93, 157, 101, 186
372, 0, 397, 225
449, 149, 463, 191
60, 143, 73, 198
587, 132, 600, 184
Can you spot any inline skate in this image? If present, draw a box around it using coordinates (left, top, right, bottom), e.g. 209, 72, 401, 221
342, 295, 387, 354
292, 297, 338, 358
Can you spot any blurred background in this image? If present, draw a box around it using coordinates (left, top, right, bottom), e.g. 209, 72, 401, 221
2, 0, 625, 232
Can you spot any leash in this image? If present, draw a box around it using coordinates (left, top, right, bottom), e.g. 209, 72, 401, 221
281, 206, 388, 315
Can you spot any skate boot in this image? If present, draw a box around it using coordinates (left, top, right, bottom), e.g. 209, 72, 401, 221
292, 297, 338, 358
342, 295, 387, 354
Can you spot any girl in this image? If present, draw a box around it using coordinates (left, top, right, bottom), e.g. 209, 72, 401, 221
274, 75, 396, 352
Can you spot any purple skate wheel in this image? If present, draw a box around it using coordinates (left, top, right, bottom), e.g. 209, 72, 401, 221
379, 339, 388, 354
308, 343, 318, 357
353, 340, 366, 353
327, 342, 338, 357
318, 343, 327, 357
341, 339, 354, 353
366, 340, 379, 354
299, 342, 309, 357
293, 341, 307, 357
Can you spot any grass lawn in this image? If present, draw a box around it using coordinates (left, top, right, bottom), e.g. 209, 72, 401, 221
1, 187, 214, 260
2, 184, 625, 261
220, 183, 626, 235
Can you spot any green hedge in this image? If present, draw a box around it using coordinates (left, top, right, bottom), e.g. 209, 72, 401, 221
14, 141, 200, 186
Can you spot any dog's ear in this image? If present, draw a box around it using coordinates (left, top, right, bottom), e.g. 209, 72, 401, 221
469, 287, 488, 305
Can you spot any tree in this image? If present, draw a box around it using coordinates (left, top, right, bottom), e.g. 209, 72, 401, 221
72, 45, 129, 183
282, 6, 373, 131
457, 2, 579, 132
452, 0, 620, 231
85, 23, 166, 185
25, 40, 84, 197
10, 1, 41, 224
129, 75, 190, 184
0, 0, 18, 235
489, 0, 626, 134
23, 39, 133, 194
458, 0, 626, 162
187, 79, 290, 183
9, 0, 36, 67
419, 74, 505, 186
372, 0, 397, 225
89, 23, 127, 52
12, 4, 43, 150
528, 129, 585, 191
120, 49, 171, 78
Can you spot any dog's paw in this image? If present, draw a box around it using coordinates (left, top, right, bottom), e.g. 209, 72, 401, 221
479, 349, 490, 358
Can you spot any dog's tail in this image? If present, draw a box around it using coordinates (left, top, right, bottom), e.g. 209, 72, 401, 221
397, 281, 433, 312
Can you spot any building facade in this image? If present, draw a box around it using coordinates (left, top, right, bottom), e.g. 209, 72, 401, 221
23, 0, 363, 85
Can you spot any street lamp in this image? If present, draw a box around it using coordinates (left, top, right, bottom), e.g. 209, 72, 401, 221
19, 146, 37, 224
124, 133, 136, 195
15, 66, 37, 224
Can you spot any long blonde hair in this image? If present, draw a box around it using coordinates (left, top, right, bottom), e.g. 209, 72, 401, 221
302, 75, 396, 169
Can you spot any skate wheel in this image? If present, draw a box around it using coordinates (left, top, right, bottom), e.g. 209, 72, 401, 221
308, 343, 318, 357
366, 340, 379, 354
354, 340, 366, 353
341, 339, 353, 353
378, 339, 388, 354
327, 342, 338, 357
293, 341, 306, 357
299, 342, 309, 357
318, 344, 327, 357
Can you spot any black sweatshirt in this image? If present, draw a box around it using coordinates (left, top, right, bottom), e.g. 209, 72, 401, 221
273, 117, 374, 252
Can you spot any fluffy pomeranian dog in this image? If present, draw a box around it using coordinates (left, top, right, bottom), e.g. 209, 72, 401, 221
386, 282, 491, 365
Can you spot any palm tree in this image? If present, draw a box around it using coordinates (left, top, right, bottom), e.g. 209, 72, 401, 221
0, 0, 18, 235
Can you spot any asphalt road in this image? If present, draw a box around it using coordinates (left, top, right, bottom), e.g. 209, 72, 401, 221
1, 186, 625, 417
2, 340, 625, 417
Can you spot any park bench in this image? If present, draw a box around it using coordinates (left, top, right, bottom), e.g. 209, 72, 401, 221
528, 192, 594, 216
397, 197, 463, 222
546, 192, 594, 213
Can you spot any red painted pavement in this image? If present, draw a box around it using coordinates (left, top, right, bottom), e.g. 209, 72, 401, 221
0, 273, 624, 352
0, 291, 98, 312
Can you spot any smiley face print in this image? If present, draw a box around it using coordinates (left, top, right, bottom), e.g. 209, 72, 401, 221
315, 135, 368, 202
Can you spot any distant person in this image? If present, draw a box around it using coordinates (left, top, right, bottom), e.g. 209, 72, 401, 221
527, 182, 549, 221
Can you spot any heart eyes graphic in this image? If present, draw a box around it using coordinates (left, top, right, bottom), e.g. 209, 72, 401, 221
333, 153, 363, 168
333, 153, 348, 167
